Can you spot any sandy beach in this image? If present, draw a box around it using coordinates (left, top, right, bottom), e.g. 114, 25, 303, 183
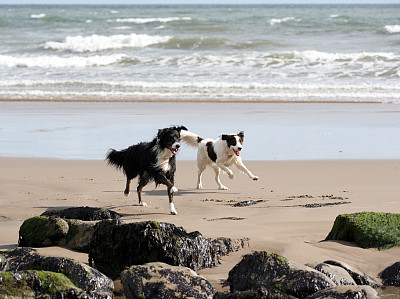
1, 157, 400, 294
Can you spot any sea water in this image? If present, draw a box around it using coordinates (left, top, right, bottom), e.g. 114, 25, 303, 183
0, 4, 399, 103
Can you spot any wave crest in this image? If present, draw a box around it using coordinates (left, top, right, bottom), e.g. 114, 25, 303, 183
111, 17, 192, 24
0, 54, 127, 68
384, 25, 400, 34
44, 33, 172, 52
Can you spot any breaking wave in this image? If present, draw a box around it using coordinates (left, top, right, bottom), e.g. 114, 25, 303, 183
44, 33, 172, 52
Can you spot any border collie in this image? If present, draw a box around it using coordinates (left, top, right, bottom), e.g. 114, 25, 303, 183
180, 130, 259, 190
106, 126, 187, 215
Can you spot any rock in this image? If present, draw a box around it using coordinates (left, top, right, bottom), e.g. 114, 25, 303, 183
379, 261, 400, 286
120, 262, 216, 299
227, 251, 335, 298
18, 216, 96, 252
41, 206, 121, 221
0, 270, 87, 298
326, 212, 400, 249
212, 237, 250, 257
18, 216, 69, 247
232, 200, 265, 207
62, 219, 97, 252
315, 263, 356, 286
214, 287, 296, 299
306, 285, 379, 298
89, 220, 248, 279
324, 260, 379, 288
0, 253, 6, 271
2, 247, 114, 298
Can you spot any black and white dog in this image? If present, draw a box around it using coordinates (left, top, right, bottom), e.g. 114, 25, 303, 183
106, 125, 187, 215
181, 130, 259, 190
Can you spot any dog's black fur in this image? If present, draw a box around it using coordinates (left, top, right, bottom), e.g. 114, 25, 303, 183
106, 125, 187, 215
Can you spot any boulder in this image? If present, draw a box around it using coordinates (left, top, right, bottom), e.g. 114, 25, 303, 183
18, 216, 96, 252
41, 206, 121, 221
61, 219, 97, 252
323, 260, 379, 288
0, 253, 6, 271
314, 263, 356, 286
89, 220, 248, 279
120, 262, 215, 299
18, 216, 69, 247
326, 212, 400, 249
1, 247, 113, 298
379, 261, 400, 286
214, 287, 296, 298
0, 270, 87, 298
227, 251, 335, 298
306, 285, 379, 299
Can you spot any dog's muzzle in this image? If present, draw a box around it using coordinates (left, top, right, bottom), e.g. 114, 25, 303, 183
169, 143, 180, 155
233, 147, 242, 156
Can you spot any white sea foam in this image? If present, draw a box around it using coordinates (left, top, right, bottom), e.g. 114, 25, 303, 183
0, 54, 126, 68
269, 17, 298, 25
111, 17, 191, 24
384, 25, 400, 34
30, 13, 46, 19
1, 80, 399, 103
44, 33, 172, 52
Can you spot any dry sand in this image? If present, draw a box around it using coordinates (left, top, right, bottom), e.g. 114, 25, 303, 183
1, 157, 400, 293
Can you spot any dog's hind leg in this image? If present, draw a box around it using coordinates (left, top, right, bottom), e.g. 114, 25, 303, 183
213, 165, 228, 190
124, 178, 131, 196
137, 175, 149, 207
197, 164, 206, 189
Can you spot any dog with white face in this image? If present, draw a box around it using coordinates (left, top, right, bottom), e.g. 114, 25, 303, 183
180, 130, 259, 190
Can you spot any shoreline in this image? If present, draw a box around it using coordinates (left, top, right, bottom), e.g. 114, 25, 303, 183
1, 157, 400, 292
1, 101, 400, 161
0, 97, 395, 104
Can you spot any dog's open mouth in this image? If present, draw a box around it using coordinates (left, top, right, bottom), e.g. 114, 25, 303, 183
233, 149, 241, 156
169, 146, 179, 155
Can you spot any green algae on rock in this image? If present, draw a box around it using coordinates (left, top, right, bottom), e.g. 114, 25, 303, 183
326, 212, 400, 249
0, 270, 83, 298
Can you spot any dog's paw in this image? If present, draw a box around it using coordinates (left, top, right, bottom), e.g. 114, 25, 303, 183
139, 201, 148, 207
170, 203, 178, 215
124, 191, 130, 197
228, 172, 234, 179
252, 175, 259, 181
219, 185, 229, 190
197, 184, 203, 189
171, 186, 179, 193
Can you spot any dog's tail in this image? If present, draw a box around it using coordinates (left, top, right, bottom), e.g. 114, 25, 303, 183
106, 148, 126, 170
180, 130, 203, 148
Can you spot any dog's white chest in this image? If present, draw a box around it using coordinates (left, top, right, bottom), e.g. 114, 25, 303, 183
156, 149, 172, 172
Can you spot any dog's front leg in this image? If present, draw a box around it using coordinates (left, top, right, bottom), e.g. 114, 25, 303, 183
155, 173, 178, 215
216, 162, 234, 179
167, 187, 178, 215
235, 158, 259, 181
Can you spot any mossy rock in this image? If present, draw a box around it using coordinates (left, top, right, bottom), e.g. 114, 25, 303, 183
0, 270, 84, 298
326, 212, 400, 249
227, 251, 335, 298
41, 206, 121, 221
19, 216, 69, 247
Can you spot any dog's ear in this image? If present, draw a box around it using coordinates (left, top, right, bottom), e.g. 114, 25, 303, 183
157, 128, 166, 139
221, 134, 230, 140
175, 125, 188, 132
238, 131, 244, 143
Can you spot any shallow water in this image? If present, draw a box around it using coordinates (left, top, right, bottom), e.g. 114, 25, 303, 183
1, 101, 400, 160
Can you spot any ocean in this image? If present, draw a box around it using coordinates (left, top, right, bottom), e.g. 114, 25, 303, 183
1, 4, 400, 103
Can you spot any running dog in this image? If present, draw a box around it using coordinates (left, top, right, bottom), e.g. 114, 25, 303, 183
180, 130, 259, 190
106, 125, 187, 215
